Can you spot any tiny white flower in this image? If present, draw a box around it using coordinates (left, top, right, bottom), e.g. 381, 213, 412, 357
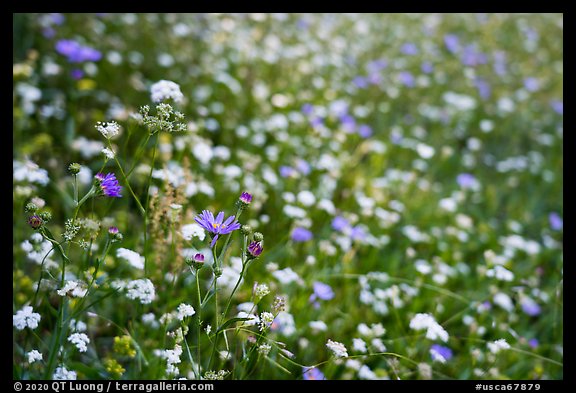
326, 339, 348, 358
13, 306, 41, 330
95, 121, 121, 139
27, 349, 43, 363
352, 338, 367, 353
68, 332, 90, 352
487, 339, 511, 354
181, 223, 206, 241
102, 147, 115, 159
257, 344, 272, 356
53, 366, 77, 380
259, 312, 275, 331
176, 303, 196, 320
116, 248, 145, 270
150, 80, 184, 103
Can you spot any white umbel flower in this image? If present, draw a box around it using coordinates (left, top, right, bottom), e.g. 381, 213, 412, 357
13, 306, 41, 330
181, 223, 206, 241
116, 248, 145, 270
487, 339, 511, 354
125, 279, 156, 304
176, 303, 196, 320
68, 332, 90, 352
53, 366, 77, 380
409, 313, 449, 342
57, 281, 88, 298
95, 121, 121, 139
151, 80, 184, 103
27, 349, 43, 363
326, 339, 348, 358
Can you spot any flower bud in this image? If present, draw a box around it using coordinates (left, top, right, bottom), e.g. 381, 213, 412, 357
24, 202, 38, 213
68, 162, 82, 175
27, 215, 43, 230
240, 225, 253, 236
253, 232, 264, 242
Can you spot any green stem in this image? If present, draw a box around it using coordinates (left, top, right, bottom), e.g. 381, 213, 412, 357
108, 140, 146, 216
196, 271, 203, 379
143, 134, 159, 276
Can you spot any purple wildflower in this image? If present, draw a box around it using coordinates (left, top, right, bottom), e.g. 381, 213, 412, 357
550, 100, 563, 115
456, 173, 476, 189
421, 61, 434, 74
521, 298, 542, 317
352, 76, 368, 89
474, 77, 491, 100
350, 225, 368, 241
302, 367, 326, 380
194, 211, 241, 248
295, 159, 311, 176
528, 338, 539, 349
444, 34, 460, 54
339, 114, 356, 133
108, 226, 119, 235
301, 103, 314, 116
332, 216, 350, 232
366, 58, 388, 73
291, 227, 313, 242
239, 191, 252, 205
71, 69, 84, 80
28, 215, 43, 230
524, 77, 540, 92
358, 124, 373, 138
55, 39, 102, 63
493, 51, 507, 76
398, 71, 415, 87
401, 42, 419, 56
309, 281, 335, 305
280, 166, 296, 178
549, 212, 563, 231
430, 344, 453, 363
248, 241, 263, 258
193, 253, 205, 263
95, 173, 122, 198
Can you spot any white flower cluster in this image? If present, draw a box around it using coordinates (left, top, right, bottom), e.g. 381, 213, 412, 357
53, 366, 77, 380
57, 280, 88, 298
68, 332, 90, 352
21, 233, 57, 268
487, 339, 511, 354
326, 339, 349, 358
259, 312, 275, 331
409, 313, 449, 342
181, 223, 206, 241
253, 283, 270, 302
158, 344, 182, 376
27, 349, 43, 363
125, 279, 156, 304
257, 344, 272, 356
116, 248, 145, 270
95, 121, 121, 139
150, 80, 184, 103
176, 303, 196, 320
13, 159, 50, 186
13, 305, 41, 330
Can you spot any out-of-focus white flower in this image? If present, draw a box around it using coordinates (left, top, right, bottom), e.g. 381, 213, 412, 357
13, 159, 49, 186
116, 248, 145, 270
176, 303, 196, 320
487, 339, 511, 354
13, 306, 41, 330
151, 80, 184, 103
125, 279, 156, 304
326, 339, 348, 358
409, 313, 449, 342
181, 223, 206, 241
27, 349, 43, 363
57, 280, 88, 298
53, 366, 77, 380
68, 332, 90, 352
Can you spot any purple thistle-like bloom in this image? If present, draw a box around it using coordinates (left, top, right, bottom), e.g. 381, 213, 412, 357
95, 173, 122, 198
194, 253, 205, 263
194, 210, 241, 248
239, 191, 252, 205
248, 241, 263, 258
108, 226, 119, 235
28, 215, 43, 229
291, 227, 313, 242
549, 212, 563, 231
430, 344, 453, 363
302, 367, 326, 380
